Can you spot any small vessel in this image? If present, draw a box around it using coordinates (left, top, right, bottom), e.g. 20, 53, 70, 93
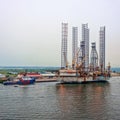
3, 77, 35, 85
18, 77, 35, 85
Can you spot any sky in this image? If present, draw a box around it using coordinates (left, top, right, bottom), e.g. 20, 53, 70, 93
0, 0, 120, 67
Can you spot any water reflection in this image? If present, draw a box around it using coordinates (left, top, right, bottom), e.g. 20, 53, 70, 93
56, 82, 110, 119
2, 79, 120, 120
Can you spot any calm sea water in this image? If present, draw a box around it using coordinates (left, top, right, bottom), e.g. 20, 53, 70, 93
0, 77, 120, 120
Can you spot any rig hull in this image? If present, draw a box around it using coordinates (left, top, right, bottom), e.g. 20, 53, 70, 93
58, 76, 109, 84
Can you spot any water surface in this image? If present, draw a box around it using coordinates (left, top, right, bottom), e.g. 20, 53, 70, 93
0, 77, 120, 120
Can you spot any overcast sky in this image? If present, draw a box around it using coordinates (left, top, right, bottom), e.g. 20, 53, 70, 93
0, 0, 120, 67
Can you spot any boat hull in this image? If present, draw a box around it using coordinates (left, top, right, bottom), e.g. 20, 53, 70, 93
18, 77, 35, 85
57, 76, 110, 84
18, 79, 35, 85
3, 77, 35, 85
3, 81, 20, 85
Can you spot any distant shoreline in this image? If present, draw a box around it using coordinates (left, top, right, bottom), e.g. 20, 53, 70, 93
111, 72, 120, 77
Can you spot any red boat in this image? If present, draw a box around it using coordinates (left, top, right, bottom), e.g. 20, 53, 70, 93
19, 77, 35, 85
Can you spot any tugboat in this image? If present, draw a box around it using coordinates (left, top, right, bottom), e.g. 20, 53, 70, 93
3, 77, 35, 85
18, 77, 35, 85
